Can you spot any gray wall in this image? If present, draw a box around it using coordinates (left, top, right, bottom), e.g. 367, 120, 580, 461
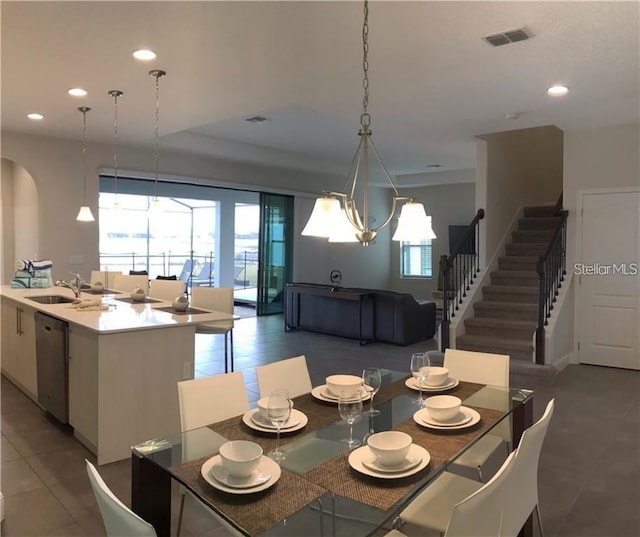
390, 180, 476, 301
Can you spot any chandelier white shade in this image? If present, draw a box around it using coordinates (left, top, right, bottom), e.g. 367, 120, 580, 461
392, 202, 436, 242
301, 0, 434, 246
76, 206, 95, 221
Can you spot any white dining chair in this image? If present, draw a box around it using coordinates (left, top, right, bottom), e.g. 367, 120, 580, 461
392, 449, 517, 537
148, 278, 186, 302
191, 287, 235, 372
255, 355, 312, 399
444, 348, 511, 480
112, 274, 149, 294
89, 270, 122, 288
86, 459, 157, 537
500, 399, 554, 537
176, 372, 249, 536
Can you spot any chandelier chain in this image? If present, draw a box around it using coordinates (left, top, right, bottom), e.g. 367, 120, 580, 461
149, 70, 166, 200
80, 107, 90, 201
361, 0, 370, 129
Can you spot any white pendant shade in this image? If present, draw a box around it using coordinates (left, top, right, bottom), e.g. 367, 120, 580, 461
302, 197, 341, 237
392, 201, 436, 241
76, 205, 95, 222
328, 208, 360, 243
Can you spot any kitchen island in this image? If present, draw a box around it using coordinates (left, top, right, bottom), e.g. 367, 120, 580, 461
0, 286, 234, 464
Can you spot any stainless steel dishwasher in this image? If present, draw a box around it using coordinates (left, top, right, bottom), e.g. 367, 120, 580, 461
35, 312, 69, 423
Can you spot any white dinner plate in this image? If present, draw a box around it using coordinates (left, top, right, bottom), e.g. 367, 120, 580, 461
404, 377, 459, 392
311, 385, 370, 403
242, 408, 308, 433
348, 444, 430, 479
362, 453, 423, 474
421, 409, 472, 427
201, 455, 281, 494
413, 406, 481, 431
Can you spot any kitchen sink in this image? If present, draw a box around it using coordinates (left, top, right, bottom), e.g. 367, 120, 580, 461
27, 295, 77, 304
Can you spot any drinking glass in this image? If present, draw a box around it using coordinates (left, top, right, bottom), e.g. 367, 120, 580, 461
338, 391, 363, 448
267, 388, 291, 462
410, 353, 431, 406
362, 367, 382, 416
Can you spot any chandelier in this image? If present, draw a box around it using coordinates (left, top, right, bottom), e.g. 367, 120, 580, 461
302, 0, 435, 246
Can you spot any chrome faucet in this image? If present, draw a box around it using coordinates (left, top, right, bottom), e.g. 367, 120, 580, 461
56, 273, 85, 298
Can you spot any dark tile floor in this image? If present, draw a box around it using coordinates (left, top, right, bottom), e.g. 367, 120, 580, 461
1, 312, 639, 536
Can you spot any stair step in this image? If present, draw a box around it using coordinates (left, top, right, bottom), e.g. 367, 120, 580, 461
490, 270, 538, 287
523, 206, 560, 218
483, 285, 538, 303
512, 230, 555, 243
464, 317, 537, 341
505, 242, 548, 256
474, 301, 538, 321
518, 217, 562, 230
498, 256, 539, 271
456, 334, 534, 362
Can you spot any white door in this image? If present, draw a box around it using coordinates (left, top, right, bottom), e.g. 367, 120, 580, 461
577, 189, 640, 369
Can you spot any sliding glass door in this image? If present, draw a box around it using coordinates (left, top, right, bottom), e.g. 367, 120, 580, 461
256, 193, 293, 315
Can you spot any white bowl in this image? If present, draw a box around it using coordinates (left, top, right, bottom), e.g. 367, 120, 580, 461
424, 366, 450, 387
172, 295, 189, 312
256, 397, 294, 422
326, 375, 362, 397
425, 395, 462, 422
130, 287, 146, 302
367, 431, 412, 467
218, 440, 263, 478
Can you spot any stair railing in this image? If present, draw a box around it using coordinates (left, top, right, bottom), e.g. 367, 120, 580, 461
440, 208, 485, 351
535, 208, 568, 364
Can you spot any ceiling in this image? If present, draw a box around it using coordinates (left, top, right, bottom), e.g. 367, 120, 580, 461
2, 1, 638, 187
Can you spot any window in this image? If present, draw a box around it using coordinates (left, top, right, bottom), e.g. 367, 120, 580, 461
401, 240, 432, 277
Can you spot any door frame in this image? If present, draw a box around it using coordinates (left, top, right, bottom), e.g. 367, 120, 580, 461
574, 186, 640, 366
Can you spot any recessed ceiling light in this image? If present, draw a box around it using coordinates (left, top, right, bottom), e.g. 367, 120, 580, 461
505, 112, 522, 120
68, 88, 88, 97
133, 49, 157, 61
27, 113, 44, 120
547, 85, 569, 97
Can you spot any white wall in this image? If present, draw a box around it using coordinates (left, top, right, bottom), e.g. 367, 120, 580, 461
477, 125, 564, 260
563, 123, 640, 268
389, 180, 476, 301
1, 159, 16, 282
0, 131, 339, 281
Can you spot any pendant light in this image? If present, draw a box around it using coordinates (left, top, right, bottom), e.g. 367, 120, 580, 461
108, 90, 123, 210
76, 106, 95, 222
302, 0, 435, 245
149, 69, 166, 213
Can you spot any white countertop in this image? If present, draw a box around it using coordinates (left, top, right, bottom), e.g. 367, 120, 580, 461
0, 286, 236, 334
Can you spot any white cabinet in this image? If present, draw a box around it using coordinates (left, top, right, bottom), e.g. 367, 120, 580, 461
68, 325, 98, 449
1, 297, 37, 399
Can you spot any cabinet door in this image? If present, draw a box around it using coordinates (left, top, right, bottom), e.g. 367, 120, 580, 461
1, 298, 19, 381
68, 326, 98, 448
18, 306, 38, 398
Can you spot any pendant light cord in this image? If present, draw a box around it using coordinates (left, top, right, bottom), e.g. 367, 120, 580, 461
149, 70, 166, 201
109, 90, 123, 202
361, 0, 370, 131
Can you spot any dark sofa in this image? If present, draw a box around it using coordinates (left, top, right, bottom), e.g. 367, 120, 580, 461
285, 283, 436, 346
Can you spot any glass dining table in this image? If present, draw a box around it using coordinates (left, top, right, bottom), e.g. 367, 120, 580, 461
131, 370, 534, 537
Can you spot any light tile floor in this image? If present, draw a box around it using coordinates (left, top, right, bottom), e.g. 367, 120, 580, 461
1, 312, 639, 536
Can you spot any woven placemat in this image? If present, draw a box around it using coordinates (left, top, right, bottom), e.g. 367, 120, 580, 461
303, 405, 504, 511
170, 455, 325, 536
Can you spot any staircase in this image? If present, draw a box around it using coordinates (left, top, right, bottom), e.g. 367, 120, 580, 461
456, 206, 561, 372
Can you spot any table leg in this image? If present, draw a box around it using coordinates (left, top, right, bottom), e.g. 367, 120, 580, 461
131, 452, 172, 537
513, 394, 534, 537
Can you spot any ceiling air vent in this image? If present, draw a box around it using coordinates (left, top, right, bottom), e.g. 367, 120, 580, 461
483, 27, 531, 47
245, 116, 269, 123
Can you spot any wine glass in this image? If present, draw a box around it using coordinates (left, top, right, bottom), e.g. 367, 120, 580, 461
410, 353, 431, 406
362, 367, 382, 416
267, 388, 291, 462
338, 391, 363, 448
